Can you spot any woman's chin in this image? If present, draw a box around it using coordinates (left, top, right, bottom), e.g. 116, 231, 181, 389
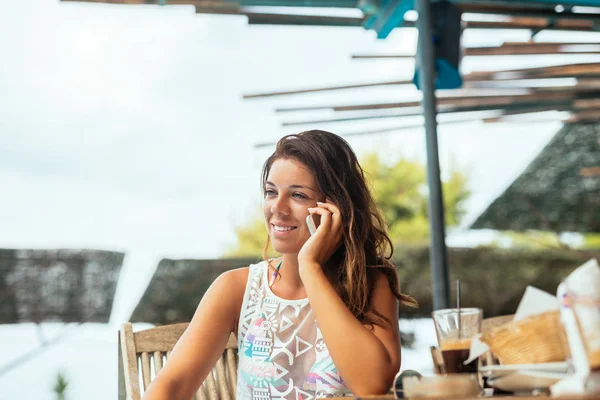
270, 241, 299, 255
272, 247, 296, 255
271, 236, 310, 255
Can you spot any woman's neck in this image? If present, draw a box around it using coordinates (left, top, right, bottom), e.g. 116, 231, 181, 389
280, 253, 302, 287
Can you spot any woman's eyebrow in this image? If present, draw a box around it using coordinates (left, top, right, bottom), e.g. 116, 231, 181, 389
265, 181, 316, 192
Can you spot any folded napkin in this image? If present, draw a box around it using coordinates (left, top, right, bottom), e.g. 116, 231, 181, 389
551, 258, 600, 396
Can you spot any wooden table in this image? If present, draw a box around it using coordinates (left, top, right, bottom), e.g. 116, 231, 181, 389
330, 394, 600, 399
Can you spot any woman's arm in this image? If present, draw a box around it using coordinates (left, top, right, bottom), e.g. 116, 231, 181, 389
141, 268, 249, 400
298, 201, 401, 395
300, 266, 401, 396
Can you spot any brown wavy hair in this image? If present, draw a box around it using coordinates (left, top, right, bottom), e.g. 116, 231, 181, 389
261, 130, 417, 328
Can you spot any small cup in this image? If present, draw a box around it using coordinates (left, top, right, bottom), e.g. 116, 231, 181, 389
432, 308, 483, 374
402, 374, 481, 398
392, 370, 422, 398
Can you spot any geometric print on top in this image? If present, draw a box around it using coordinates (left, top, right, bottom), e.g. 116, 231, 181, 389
236, 261, 353, 400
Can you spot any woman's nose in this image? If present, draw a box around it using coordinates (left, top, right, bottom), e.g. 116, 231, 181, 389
270, 198, 290, 215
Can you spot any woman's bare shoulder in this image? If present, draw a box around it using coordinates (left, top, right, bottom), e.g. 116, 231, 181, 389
219, 259, 269, 286
215, 266, 255, 334
212, 263, 263, 306
218, 266, 251, 291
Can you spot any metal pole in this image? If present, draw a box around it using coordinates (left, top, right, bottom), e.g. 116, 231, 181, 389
416, 0, 451, 310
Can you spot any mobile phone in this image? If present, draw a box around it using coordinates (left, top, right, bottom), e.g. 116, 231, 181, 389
306, 214, 319, 235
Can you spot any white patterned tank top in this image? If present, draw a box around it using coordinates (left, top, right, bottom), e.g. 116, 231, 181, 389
236, 261, 352, 400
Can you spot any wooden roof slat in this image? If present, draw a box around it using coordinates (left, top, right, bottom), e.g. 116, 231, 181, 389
486, 106, 572, 120
259, 109, 570, 147
529, 63, 600, 78
194, 6, 365, 26
568, 107, 600, 121
273, 88, 533, 112
239, 15, 599, 32
274, 87, 600, 113
351, 54, 415, 59
460, 18, 597, 31
574, 98, 600, 109
336, 117, 490, 137
245, 63, 600, 99
280, 101, 571, 126
459, 3, 600, 21
256, 116, 498, 147
353, 43, 600, 60
353, 49, 600, 58
467, 44, 600, 56
464, 78, 600, 90
501, 41, 600, 47
243, 79, 413, 99
245, 13, 364, 26
282, 106, 427, 126
576, 77, 600, 87
326, 91, 576, 112
463, 62, 600, 80
465, 43, 600, 56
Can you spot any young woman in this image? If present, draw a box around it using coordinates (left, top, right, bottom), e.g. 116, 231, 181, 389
142, 130, 417, 400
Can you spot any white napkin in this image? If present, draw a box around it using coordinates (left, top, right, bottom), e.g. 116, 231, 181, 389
551, 258, 600, 396
514, 286, 559, 321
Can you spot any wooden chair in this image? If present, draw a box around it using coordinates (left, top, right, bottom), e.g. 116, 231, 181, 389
118, 322, 238, 400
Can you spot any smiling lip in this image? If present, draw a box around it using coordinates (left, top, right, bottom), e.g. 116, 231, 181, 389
271, 223, 298, 236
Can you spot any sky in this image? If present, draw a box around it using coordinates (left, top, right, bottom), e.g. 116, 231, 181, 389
1, 0, 599, 398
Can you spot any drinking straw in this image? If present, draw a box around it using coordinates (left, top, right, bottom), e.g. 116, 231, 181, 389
457, 279, 461, 340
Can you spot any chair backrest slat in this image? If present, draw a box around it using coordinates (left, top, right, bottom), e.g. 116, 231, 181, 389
153, 351, 163, 375
119, 322, 238, 400
120, 323, 141, 399
196, 381, 208, 400
140, 352, 152, 390
226, 348, 237, 397
205, 370, 219, 400
215, 357, 231, 400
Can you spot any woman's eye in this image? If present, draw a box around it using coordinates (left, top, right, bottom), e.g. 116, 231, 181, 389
293, 192, 308, 199
264, 189, 276, 197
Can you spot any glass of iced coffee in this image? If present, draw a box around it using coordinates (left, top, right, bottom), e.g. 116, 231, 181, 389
432, 308, 483, 374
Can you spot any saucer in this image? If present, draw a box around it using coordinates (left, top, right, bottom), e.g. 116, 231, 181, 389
487, 370, 567, 393
479, 362, 568, 378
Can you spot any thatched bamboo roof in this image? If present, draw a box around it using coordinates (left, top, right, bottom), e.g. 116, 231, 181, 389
0, 249, 124, 323
130, 257, 258, 324
471, 122, 600, 233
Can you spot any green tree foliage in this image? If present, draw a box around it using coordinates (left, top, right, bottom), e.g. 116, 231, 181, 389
226, 153, 471, 257
227, 216, 273, 258
361, 154, 470, 246
582, 234, 600, 249
488, 231, 600, 250
53, 371, 69, 400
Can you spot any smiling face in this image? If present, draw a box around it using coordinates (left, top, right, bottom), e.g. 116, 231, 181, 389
263, 158, 324, 255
